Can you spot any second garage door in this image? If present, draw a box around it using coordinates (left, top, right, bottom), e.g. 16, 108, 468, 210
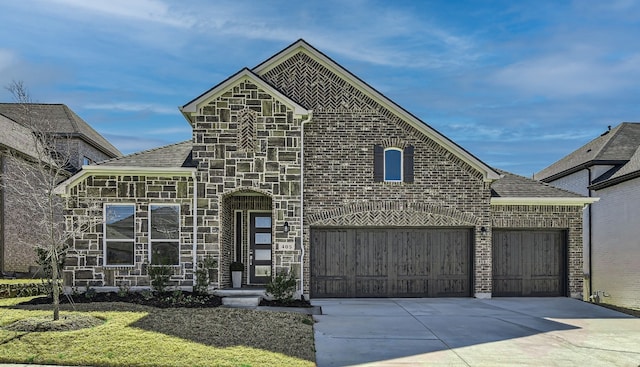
311, 227, 472, 298
492, 230, 566, 297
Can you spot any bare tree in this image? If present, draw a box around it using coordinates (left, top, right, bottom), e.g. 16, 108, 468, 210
1, 81, 98, 320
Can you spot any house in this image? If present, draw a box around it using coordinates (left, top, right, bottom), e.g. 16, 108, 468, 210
535, 122, 640, 309
0, 103, 121, 274
55, 40, 595, 299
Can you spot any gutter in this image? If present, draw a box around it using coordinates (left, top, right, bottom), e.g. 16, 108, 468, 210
587, 167, 593, 298
490, 197, 599, 206
192, 171, 198, 289
299, 112, 313, 297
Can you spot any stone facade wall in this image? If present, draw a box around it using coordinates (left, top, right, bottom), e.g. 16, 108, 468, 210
63, 174, 195, 289
491, 204, 584, 298
191, 79, 303, 289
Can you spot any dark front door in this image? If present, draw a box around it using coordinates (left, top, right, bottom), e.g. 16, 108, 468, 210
249, 213, 272, 284
492, 230, 566, 296
310, 227, 472, 297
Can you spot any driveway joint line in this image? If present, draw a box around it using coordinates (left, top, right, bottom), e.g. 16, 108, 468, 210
393, 299, 472, 367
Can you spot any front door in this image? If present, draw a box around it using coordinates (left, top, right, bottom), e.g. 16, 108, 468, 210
249, 212, 272, 284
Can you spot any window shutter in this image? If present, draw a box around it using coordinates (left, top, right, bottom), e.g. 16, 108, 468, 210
373, 144, 384, 182
403, 145, 414, 183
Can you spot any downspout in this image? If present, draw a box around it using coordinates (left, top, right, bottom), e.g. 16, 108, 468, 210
192, 171, 198, 288
299, 112, 313, 297
587, 167, 593, 298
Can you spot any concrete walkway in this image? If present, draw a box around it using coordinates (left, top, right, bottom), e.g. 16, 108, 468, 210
312, 298, 640, 367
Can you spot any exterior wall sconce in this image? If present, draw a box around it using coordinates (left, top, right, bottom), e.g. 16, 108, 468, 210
480, 226, 487, 234
283, 221, 290, 234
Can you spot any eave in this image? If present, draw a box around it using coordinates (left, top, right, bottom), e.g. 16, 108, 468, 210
490, 197, 599, 206
54, 165, 196, 197
180, 68, 311, 125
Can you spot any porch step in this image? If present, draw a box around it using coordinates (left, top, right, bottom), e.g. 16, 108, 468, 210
222, 296, 262, 308
214, 288, 266, 297
215, 288, 266, 308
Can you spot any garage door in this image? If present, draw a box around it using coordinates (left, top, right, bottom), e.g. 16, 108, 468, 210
311, 228, 472, 298
492, 230, 566, 297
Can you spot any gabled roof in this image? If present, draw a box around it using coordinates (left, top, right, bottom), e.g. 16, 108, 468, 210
590, 144, 640, 190
0, 103, 122, 158
491, 170, 596, 205
96, 140, 195, 168
252, 39, 501, 182
535, 123, 640, 182
53, 141, 196, 197
180, 68, 310, 124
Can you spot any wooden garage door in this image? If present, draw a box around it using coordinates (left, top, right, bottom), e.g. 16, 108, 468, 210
492, 230, 566, 297
311, 228, 472, 298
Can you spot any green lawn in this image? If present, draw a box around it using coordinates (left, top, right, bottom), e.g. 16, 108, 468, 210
0, 297, 315, 367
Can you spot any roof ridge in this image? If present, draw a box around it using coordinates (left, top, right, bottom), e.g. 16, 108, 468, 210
60, 104, 80, 132
496, 168, 585, 197
95, 140, 191, 165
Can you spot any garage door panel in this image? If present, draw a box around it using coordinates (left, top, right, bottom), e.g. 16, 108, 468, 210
493, 230, 565, 297
311, 227, 472, 298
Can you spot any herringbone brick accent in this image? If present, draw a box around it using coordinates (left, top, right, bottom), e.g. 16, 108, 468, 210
260, 52, 483, 181
238, 108, 256, 152
308, 201, 479, 226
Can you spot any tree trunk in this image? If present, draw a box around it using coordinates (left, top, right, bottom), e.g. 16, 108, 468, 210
51, 247, 60, 321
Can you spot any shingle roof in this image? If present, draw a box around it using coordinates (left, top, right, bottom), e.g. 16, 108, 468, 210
590, 144, 640, 190
0, 103, 121, 158
96, 141, 195, 168
535, 123, 640, 181
491, 169, 584, 198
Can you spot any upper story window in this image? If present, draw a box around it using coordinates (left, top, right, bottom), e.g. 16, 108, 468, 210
104, 204, 135, 266
384, 148, 403, 182
149, 204, 180, 265
373, 144, 414, 183
82, 156, 94, 166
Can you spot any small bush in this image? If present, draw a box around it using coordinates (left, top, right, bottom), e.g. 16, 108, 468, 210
266, 270, 297, 303
148, 265, 172, 293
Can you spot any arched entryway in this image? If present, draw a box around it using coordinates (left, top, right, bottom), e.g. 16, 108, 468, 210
220, 190, 273, 287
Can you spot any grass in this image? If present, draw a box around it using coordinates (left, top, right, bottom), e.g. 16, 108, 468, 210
0, 297, 316, 367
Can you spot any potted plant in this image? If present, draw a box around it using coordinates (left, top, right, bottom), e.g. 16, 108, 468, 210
230, 261, 244, 288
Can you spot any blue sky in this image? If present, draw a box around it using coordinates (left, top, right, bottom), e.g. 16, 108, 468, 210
1, 0, 639, 176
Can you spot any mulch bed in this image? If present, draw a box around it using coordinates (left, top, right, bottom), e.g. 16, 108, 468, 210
19, 290, 313, 308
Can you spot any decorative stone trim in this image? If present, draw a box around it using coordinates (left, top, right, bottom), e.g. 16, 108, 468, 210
308, 201, 480, 226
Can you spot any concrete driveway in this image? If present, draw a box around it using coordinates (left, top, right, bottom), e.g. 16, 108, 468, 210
312, 298, 640, 367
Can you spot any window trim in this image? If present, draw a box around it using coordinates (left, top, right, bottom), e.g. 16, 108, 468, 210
148, 203, 181, 266
103, 203, 136, 267
383, 147, 403, 182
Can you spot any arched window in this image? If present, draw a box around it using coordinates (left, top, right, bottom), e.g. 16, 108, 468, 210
384, 148, 403, 182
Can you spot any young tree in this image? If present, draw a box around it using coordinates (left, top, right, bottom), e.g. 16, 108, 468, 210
1, 81, 98, 320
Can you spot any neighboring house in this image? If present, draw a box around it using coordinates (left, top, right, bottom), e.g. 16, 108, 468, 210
535, 122, 640, 309
0, 103, 121, 274
55, 40, 595, 299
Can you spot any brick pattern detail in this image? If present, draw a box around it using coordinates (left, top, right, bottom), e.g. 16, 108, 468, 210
237, 108, 257, 152
491, 204, 584, 298
260, 52, 484, 182
308, 201, 480, 226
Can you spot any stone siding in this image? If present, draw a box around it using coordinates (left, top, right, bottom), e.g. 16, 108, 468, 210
191, 79, 303, 289
63, 174, 195, 288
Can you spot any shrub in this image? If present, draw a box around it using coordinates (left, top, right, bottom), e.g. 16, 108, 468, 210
266, 270, 297, 303
148, 265, 172, 293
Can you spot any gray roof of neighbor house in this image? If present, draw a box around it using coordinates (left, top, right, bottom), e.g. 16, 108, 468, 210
535, 123, 640, 182
491, 170, 584, 198
0, 103, 121, 158
590, 144, 640, 190
96, 141, 195, 168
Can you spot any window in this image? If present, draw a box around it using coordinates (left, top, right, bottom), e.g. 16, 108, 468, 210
384, 148, 402, 182
82, 156, 94, 166
373, 144, 414, 183
104, 204, 135, 265
149, 204, 180, 265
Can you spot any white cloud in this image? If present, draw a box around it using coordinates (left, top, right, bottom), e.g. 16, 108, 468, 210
84, 102, 179, 115
0, 49, 17, 72
47, 0, 191, 28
